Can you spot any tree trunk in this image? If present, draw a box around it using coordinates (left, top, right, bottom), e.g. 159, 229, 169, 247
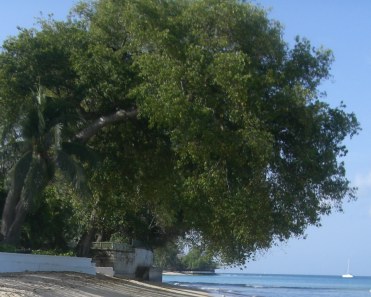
76, 209, 98, 257
0, 174, 26, 244
1, 189, 20, 240
1, 156, 47, 245
1, 153, 31, 243
77, 227, 96, 257
2, 199, 28, 245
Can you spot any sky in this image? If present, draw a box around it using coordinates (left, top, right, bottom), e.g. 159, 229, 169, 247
1, 1, 370, 276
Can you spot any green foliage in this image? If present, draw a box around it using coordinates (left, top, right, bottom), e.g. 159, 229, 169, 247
154, 241, 218, 271
0, 83, 94, 245
31, 249, 76, 256
0, 0, 360, 265
154, 241, 184, 271
21, 181, 89, 251
181, 247, 218, 271
0, 244, 17, 253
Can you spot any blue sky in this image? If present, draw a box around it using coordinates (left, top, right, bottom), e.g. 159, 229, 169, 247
236, 0, 371, 276
1, 1, 370, 276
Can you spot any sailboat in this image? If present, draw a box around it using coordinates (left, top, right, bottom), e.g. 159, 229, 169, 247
342, 259, 354, 278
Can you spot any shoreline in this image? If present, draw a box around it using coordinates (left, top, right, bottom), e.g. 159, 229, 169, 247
0, 272, 211, 297
164, 271, 217, 276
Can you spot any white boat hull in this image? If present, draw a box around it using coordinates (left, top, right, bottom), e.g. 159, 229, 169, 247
342, 273, 353, 278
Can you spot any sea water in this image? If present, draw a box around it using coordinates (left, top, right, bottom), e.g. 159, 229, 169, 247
163, 273, 371, 297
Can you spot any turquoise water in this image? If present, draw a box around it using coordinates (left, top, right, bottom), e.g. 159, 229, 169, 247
163, 273, 371, 296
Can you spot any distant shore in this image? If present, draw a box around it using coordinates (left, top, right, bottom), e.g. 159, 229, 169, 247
164, 270, 216, 275
0, 272, 210, 297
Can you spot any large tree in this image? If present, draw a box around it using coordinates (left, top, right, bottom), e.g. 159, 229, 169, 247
0, 0, 359, 264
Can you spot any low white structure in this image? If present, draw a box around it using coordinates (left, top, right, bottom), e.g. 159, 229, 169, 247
112, 247, 153, 275
0, 252, 96, 275
91, 242, 162, 281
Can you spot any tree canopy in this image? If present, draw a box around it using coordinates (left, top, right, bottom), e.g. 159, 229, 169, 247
154, 241, 218, 272
0, 0, 359, 265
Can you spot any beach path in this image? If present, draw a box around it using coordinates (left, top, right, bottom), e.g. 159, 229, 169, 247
0, 272, 210, 297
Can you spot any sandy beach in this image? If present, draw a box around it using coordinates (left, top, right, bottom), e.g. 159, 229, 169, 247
0, 272, 210, 297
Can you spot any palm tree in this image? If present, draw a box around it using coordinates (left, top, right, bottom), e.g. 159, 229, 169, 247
0, 84, 138, 246
0, 87, 90, 245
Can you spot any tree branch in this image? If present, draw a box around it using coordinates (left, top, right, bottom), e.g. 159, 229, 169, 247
75, 108, 138, 143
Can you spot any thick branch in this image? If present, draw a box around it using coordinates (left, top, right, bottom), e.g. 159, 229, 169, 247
75, 108, 138, 143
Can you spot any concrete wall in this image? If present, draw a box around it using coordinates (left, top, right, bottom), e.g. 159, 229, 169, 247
93, 248, 155, 278
133, 248, 153, 273
0, 252, 96, 275
149, 267, 163, 282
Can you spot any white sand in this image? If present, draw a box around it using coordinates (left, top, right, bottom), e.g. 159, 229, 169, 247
0, 272, 211, 297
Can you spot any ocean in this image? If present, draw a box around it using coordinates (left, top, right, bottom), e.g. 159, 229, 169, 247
163, 273, 371, 297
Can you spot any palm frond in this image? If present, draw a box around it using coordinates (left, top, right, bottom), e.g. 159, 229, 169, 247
25, 85, 46, 138
36, 85, 44, 106
37, 108, 46, 136
1, 122, 16, 146
56, 150, 90, 197
53, 123, 63, 150
43, 123, 63, 157
0, 140, 31, 175
19, 155, 48, 211
5, 151, 32, 194
21, 108, 41, 140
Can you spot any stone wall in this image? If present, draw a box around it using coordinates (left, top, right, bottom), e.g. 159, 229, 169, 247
91, 243, 161, 281
93, 248, 153, 275
0, 252, 96, 275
